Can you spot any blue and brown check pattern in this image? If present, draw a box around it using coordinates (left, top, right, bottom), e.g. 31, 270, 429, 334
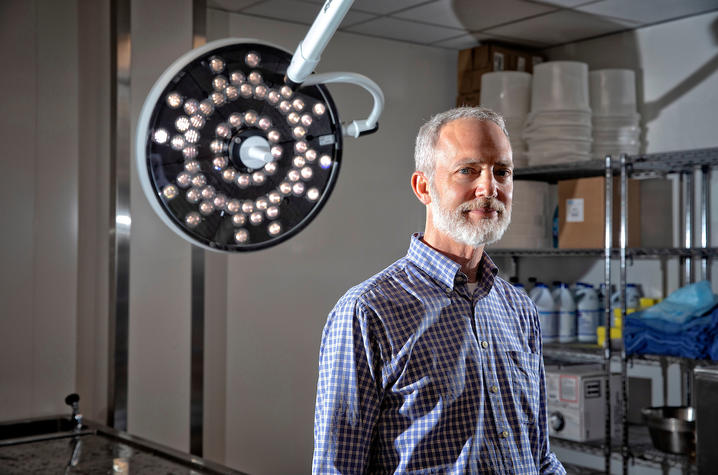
313, 233, 565, 474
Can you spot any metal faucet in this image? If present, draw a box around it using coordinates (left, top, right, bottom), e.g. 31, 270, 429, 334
64, 393, 83, 430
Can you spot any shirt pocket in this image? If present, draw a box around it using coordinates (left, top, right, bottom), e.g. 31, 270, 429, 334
505, 350, 541, 425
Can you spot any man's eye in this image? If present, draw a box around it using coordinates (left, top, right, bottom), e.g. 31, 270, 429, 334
495, 169, 512, 177
458, 168, 473, 175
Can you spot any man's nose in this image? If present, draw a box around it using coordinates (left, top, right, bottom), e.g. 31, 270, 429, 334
475, 171, 498, 198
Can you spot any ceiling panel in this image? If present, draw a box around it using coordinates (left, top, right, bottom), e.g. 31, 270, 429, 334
484, 9, 639, 46
344, 16, 464, 44
391, 0, 467, 30
350, 0, 433, 15
431, 32, 499, 49
207, 0, 263, 12
207, 0, 718, 49
447, 0, 559, 31
242, 0, 375, 26
533, 0, 599, 7
576, 0, 718, 25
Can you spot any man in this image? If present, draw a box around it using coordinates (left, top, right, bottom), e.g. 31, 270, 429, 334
313, 107, 565, 474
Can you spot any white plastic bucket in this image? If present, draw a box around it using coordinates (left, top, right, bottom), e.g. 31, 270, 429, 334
590, 69, 637, 116
480, 71, 532, 118
531, 61, 590, 112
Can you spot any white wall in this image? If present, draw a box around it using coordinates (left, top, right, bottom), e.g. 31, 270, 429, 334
215, 11, 456, 474
76, 0, 111, 425
126, 0, 195, 452
0, 0, 80, 420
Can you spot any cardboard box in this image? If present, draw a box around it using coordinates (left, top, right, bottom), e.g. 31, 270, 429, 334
457, 70, 474, 94
457, 43, 545, 94
558, 177, 641, 248
458, 48, 473, 72
472, 44, 541, 71
456, 93, 481, 107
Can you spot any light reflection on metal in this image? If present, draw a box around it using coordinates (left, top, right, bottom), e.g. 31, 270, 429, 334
108, 0, 131, 432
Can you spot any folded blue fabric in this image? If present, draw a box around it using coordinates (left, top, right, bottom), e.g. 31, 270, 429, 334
625, 329, 708, 359
639, 280, 718, 324
624, 281, 718, 360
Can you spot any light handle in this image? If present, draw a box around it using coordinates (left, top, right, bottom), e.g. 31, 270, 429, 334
285, 0, 355, 85
303, 72, 384, 138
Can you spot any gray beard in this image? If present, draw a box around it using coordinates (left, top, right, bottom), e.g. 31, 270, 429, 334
428, 183, 511, 248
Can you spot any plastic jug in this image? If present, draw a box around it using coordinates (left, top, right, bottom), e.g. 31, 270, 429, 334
529, 283, 558, 343
597, 283, 608, 326
610, 283, 641, 325
575, 282, 600, 343
552, 282, 577, 343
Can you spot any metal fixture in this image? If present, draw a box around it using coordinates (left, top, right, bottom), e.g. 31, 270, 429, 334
65, 393, 83, 431
136, 0, 384, 252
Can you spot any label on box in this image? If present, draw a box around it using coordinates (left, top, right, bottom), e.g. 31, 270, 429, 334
566, 198, 584, 222
560, 375, 578, 402
493, 52, 505, 71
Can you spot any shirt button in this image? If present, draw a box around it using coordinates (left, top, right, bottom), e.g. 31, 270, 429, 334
501, 430, 509, 439
490, 385, 499, 394
481, 341, 489, 349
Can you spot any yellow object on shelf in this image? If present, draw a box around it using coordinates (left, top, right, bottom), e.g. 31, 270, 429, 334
612, 307, 638, 328
597, 325, 623, 346
640, 297, 657, 308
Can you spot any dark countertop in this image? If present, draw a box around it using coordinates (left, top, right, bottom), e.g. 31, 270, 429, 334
0, 417, 247, 475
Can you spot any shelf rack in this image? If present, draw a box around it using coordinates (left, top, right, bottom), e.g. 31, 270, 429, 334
543, 342, 718, 368
509, 148, 718, 474
489, 248, 718, 258
514, 147, 718, 182
550, 425, 696, 473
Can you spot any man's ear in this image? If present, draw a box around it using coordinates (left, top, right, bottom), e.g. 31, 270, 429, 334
411, 172, 432, 205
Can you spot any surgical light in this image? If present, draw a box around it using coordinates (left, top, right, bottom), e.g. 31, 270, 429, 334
136, 0, 384, 252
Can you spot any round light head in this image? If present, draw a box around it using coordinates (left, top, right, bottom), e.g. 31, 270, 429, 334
136, 39, 342, 252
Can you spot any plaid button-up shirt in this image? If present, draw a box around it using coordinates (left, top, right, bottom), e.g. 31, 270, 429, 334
313, 233, 565, 474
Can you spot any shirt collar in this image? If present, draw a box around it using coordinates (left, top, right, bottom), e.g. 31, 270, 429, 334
407, 233, 498, 291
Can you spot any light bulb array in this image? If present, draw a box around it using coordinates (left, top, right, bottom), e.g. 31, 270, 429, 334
138, 41, 342, 251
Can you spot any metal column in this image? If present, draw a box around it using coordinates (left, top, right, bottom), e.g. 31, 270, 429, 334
701, 166, 712, 281
108, 0, 131, 431
619, 154, 629, 475
190, 0, 207, 458
603, 155, 613, 475
681, 170, 695, 285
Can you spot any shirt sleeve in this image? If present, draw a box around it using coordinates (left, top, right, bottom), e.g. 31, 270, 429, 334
312, 296, 383, 474
536, 325, 567, 475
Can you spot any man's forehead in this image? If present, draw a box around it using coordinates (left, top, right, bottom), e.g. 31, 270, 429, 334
435, 120, 512, 165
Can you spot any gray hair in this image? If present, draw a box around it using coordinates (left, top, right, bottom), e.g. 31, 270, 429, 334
414, 106, 509, 181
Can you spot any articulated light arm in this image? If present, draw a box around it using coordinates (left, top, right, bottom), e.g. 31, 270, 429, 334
303, 72, 384, 137
285, 0, 384, 138
286, 0, 355, 86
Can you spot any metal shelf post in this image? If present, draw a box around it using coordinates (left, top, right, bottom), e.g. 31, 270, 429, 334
620, 154, 629, 475
681, 170, 695, 285
603, 155, 613, 475
701, 166, 712, 281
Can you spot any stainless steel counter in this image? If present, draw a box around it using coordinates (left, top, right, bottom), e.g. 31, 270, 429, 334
0, 416, 246, 474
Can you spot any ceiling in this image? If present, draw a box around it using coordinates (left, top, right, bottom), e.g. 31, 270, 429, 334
208, 0, 718, 50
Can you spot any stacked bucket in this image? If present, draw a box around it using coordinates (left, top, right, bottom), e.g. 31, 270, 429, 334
590, 69, 640, 158
479, 72, 531, 168
491, 180, 553, 249
523, 61, 592, 165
